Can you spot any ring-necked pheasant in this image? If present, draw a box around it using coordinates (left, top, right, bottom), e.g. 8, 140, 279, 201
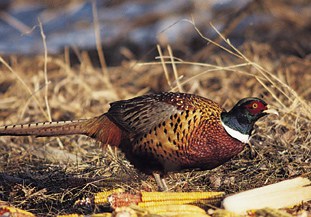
0, 92, 277, 190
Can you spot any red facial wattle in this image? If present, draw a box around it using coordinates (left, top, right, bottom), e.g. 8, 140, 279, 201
245, 101, 267, 115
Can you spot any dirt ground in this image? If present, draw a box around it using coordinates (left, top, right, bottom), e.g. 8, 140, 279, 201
0, 0, 310, 216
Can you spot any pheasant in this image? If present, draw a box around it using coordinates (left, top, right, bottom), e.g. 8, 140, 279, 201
0, 92, 277, 190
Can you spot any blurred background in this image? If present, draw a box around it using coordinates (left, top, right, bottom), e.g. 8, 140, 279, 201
0, 1, 310, 216
0, 0, 310, 65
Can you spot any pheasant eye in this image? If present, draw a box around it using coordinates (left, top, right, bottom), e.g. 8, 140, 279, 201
252, 103, 258, 109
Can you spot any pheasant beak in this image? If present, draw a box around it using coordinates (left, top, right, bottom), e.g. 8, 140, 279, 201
264, 105, 279, 116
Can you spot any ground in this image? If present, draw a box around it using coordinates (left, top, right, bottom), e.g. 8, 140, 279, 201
0, 0, 310, 216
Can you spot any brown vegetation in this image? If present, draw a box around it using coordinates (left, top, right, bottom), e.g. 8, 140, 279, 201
0, 1, 310, 216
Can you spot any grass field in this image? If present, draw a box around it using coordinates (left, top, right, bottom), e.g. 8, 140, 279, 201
0, 1, 310, 216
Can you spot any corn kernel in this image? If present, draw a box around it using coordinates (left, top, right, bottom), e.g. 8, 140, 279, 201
94, 188, 125, 205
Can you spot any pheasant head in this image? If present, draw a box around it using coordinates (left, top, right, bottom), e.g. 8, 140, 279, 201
221, 98, 278, 143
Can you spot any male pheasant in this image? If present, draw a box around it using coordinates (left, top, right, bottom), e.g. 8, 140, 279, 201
0, 92, 277, 189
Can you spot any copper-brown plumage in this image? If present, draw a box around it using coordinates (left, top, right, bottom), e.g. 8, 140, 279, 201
0, 92, 276, 174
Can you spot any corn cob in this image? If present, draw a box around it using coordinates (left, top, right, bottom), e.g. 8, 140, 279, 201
115, 205, 211, 217
57, 203, 212, 217
223, 177, 311, 215
141, 191, 224, 202
145, 204, 207, 215
0, 205, 35, 217
94, 188, 125, 205
96, 190, 224, 209
167, 214, 209, 217
86, 214, 112, 217
139, 191, 224, 208
57, 215, 81, 217
138, 199, 218, 208
113, 207, 138, 217
108, 193, 141, 209
57, 213, 112, 217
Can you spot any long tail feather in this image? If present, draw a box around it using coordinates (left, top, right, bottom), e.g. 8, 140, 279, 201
0, 119, 90, 137
0, 115, 125, 147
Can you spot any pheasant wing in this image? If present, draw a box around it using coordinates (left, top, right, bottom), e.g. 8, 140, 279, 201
107, 93, 181, 134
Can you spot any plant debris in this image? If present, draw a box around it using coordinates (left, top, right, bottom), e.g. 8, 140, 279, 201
0, 0, 310, 216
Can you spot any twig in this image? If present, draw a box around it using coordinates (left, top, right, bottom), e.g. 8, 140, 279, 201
92, 1, 114, 90
38, 18, 52, 122
157, 45, 172, 89
39, 18, 64, 149
92, 1, 107, 75
0, 11, 31, 34
186, 18, 241, 59
167, 45, 183, 92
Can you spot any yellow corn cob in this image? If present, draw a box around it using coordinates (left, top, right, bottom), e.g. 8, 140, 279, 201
57, 213, 112, 217
138, 198, 221, 208
0, 205, 35, 217
95, 190, 224, 211
139, 191, 224, 207
57, 215, 81, 217
113, 207, 138, 217
128, 204, 210, 217
94, 188, 125, 205
141, 191, 224, 202
88, 213, 112, 217
166, 214, 210, 217
145, 204, 206, 214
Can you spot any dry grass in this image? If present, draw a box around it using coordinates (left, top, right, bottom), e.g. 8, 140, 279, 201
0, 9, 310, 217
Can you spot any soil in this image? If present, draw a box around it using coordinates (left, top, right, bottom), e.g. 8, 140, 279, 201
0, 0, 310, 216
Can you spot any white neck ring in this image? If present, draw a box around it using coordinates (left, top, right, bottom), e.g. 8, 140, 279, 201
221, 121, 250, 143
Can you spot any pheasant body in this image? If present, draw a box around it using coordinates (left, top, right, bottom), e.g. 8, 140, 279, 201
0, 92, 276, 174
115, 93, 243, 173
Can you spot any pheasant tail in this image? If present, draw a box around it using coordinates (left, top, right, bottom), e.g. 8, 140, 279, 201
0, 114, 123, 147
84, 114, 124, 147
0, 119, 89, 137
